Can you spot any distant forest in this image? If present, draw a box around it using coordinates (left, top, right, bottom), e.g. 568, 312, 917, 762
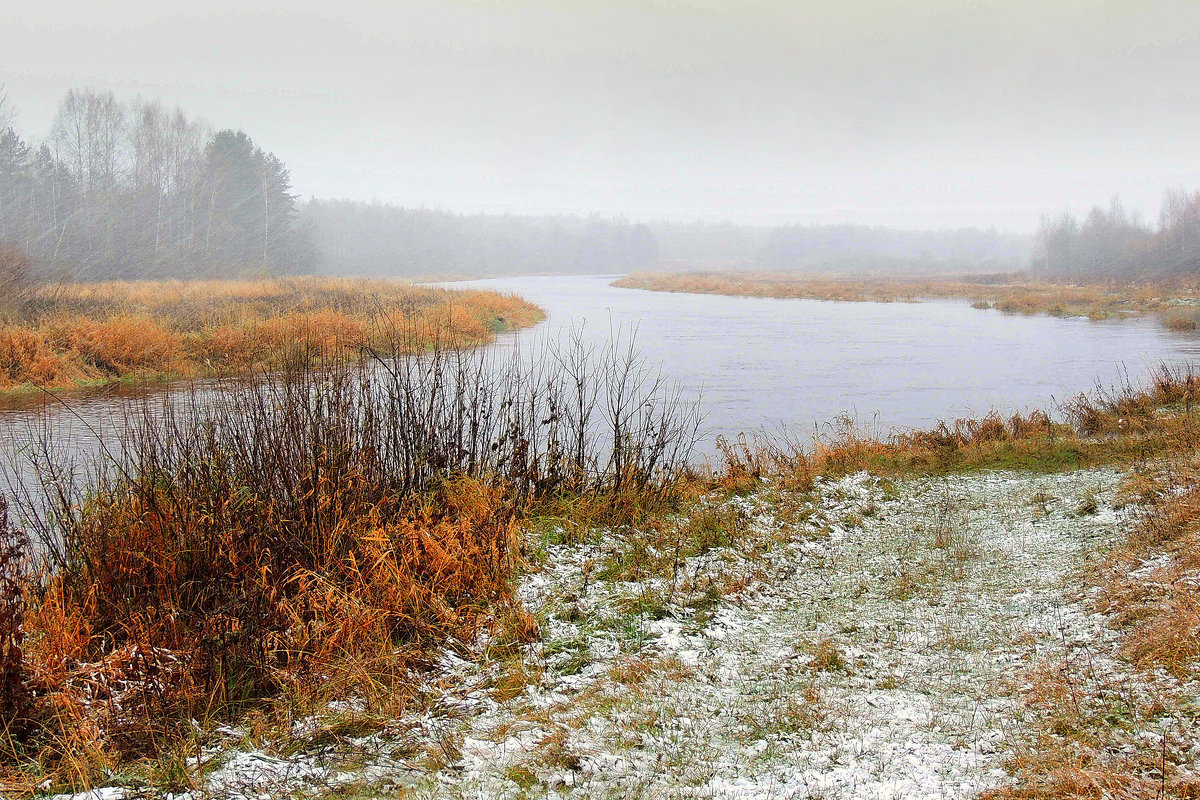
0, 87, 310, 281
4, 85, 1200, 284
303, 208, 1032, 278
1033, 192, 1200, 281
302, 200, 659, 277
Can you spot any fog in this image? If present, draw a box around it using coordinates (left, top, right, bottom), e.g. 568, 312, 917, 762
3, 1, 1199, 232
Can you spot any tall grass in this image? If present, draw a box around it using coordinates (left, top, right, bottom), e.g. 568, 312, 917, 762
0, 331, 698, 790
0, 276, 543, 394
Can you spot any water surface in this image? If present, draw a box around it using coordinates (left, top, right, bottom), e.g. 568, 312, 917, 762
447, 274, 1200, 442
4, 274, 1199, 486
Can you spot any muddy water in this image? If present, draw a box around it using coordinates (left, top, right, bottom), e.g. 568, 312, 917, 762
3, 274, 1200, 489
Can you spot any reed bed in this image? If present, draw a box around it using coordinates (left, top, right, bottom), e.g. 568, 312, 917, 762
0, 276, 542, 395
614, 270, 1200, 326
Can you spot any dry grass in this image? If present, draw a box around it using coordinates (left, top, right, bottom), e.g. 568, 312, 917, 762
0, 276, 543, 396
0, 333, 699, 794
614, 270, 1200, 328
5, 311, 1200, 794
973, 372, 1200, 799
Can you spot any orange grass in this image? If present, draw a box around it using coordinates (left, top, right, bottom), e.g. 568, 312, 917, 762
0, 335, 698, 793
0, 277, 543, 396
614, 270, 1200, 326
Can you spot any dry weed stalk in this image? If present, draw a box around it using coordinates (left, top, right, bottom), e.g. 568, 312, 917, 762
0, 330, 700, 792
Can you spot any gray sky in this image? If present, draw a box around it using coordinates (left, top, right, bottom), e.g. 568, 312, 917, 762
3, 0, 1199, 231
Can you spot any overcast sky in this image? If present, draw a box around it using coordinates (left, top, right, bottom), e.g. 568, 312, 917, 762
3, 0, 1199, 231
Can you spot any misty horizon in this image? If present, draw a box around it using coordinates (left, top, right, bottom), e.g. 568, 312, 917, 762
4, 0, 1200, 233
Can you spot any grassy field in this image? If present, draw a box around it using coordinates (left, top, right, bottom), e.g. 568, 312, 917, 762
614, 270, 1200, 329
2, 339, 1199, 795
0, 277, 543, 398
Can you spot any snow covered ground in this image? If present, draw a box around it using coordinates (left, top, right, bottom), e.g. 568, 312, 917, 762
53, 467, 1157, 799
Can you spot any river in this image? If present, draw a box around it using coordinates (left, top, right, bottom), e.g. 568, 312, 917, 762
3, 274, 1199, 489
446, 274, 1200, 441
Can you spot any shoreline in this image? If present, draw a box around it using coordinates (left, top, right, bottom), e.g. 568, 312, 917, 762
0, 276, 545, 406
612, 270, 1200, 328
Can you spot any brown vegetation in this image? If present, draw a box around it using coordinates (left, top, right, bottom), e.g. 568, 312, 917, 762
0, 276, 543, 397
0, 498, 29, 747
3, 315, 1200, 793
0, 243, 34, 300
1162, 312, 1198, 331
0, 334, 698, 794
705, 370, 1200, 796
614, 270, 1200, 328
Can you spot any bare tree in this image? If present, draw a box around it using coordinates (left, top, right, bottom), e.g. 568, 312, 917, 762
0, 82, 14, 131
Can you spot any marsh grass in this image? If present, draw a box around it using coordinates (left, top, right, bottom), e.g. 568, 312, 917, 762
0, 276, 543, 396
0, 330, 699, 793
613, 270, 1200, 330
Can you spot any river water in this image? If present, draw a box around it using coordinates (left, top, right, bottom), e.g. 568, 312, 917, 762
446, 274, 1200, 441
3, 274, 1200, 486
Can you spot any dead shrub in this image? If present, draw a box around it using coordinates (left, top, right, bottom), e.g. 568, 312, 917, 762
1162, 312, 1197, 331
4, 335, 698, 788
0, 497, 29, 743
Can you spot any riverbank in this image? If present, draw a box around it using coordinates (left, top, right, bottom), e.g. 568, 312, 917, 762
183, 468, 1145, 798
614, 271, 1200, 329
0, 277, 543, 401
5, 366, 1198, 798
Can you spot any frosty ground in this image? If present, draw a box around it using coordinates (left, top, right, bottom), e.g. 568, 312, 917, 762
54, 466, 1194, 799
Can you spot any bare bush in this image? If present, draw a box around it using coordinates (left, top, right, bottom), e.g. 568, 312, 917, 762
2, 331, 698, 781
0, 243, 35, 310
0, 496, 29, 742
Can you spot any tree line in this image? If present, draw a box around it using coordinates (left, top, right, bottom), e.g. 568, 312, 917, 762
302, 200, 659, 277
10, 83, 1200, 285
0, 85, 311, 281
756, 223, 1029, 273
1034, 191, 1200, 281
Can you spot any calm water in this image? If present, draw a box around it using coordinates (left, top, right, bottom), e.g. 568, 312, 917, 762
447, 274, 1200, 442
4, 274, 1200, 486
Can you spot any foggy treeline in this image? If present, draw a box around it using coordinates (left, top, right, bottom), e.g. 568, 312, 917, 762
756, 224, 1029, 273
7, 85, 1200, 285
302, 200, 659, 277
1034, 192, 1200, 281
0, 86, 311, 281
303, 208, 1033, 278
